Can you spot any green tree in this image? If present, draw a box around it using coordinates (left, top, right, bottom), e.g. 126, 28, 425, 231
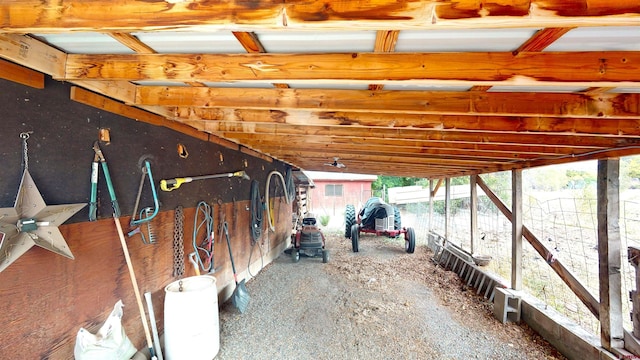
372, 176, 419, 192
627, 156, 640, 180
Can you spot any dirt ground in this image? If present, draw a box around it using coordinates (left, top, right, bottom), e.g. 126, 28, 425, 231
216, 232, 566, 359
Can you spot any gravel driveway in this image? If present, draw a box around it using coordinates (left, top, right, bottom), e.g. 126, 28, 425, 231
216, 232, 565, 360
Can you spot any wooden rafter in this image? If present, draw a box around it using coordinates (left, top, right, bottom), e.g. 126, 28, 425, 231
475, 27, 572, 93
137, 87, 640, 119
109, 33, 155, 53
64, 52, 640, 85
512, 27, 574, 56
369, 30, 399, 91
232, 31, 289, 89
204, 122, 636, 149
176, 108, 640, 138
1, 1, 639, 32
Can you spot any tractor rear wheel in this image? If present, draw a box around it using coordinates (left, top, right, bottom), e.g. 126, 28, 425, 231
405, 227, 415, 254
351, 224, 359, 252
345, 204, 356, 238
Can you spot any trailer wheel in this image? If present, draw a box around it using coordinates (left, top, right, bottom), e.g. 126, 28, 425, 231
322, 249, 329, 263
405, 227, 416, 254
292, 248, 300, 262
351, 224, 359, 252
345, 204, 356, 238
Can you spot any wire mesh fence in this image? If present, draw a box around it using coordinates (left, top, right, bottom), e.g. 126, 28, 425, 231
403, 175, 640, 336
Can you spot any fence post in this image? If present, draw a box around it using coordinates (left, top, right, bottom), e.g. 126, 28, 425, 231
445, 178, 451, 241
470, 175, 478, 255
429, 179, 434, 232
512, 169, 523, 291
597, 158, 624, 349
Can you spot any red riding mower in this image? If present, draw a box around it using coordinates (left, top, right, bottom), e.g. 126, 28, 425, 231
290, 214, 329, 263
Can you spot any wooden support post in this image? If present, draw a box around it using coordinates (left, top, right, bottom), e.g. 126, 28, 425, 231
429, 179, 434, 232
445, 178, 451, 241
598, 159, 624, 349
629, 247, 640, 339
470, 175, 478, 255
512, 169, 523, 290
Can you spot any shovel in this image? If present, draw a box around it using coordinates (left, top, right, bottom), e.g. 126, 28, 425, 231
223, 221, 250, 313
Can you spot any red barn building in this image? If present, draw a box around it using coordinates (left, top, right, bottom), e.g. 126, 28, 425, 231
306, 171, 377, 216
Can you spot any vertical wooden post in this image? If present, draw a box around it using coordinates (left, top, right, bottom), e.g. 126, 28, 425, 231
598, 158, 624, 349
470, 175, 478, 255
428, 179, 434, 232
445, 178, 451, 241
512, 169, 523, 290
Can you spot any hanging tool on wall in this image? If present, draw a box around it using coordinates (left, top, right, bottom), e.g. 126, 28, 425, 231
159, 170, 250, 192
89, 141, 121, 221
192, 201, 214, 273
173, 206, 185, 278
224, 221, 250, 313
127, 157, 159, 244
113, 215, 158, 360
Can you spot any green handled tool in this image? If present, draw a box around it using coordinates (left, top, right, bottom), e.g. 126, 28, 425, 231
160, 170, 250, 191
89, 141, 120, 221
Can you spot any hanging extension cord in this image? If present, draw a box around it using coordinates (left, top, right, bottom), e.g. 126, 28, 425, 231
193, 201, 214, 273
265, 170, 291, 233
248, 179, 264, 278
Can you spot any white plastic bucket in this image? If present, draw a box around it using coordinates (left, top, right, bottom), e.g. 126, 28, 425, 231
164, 275, 219, 360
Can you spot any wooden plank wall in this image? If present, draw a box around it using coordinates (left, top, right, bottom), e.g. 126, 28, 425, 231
0, 76, 293, 359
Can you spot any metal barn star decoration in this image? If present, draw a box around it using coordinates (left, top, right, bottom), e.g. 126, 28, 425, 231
0, 170, 86, 272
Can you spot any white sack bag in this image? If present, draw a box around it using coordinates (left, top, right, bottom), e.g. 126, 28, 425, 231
74, 300, 137, 360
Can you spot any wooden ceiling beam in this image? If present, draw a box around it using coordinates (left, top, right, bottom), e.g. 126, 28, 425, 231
179, 109, 640, 137
206, 130, 601, 156
232, 31, 289, 89
69, 86, 236, 148
199, 122, 640, 149
0, 58, 44, 88
274, 151, 498, 167
475, 27, 572, 92
0, 33, 66, 77
236, 138, 551, 158
288, 156, 487, 176
140, 87, 640, 119
290, 162, 469, 178
1, 1, 639, 32
65, 51, 640, 85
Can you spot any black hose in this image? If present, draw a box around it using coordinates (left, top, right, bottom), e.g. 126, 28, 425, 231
250, 179, 263, 245
285, 167, 295, 202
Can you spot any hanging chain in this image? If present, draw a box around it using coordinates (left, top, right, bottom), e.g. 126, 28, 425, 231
173, 206, 185, 278
20, 132, 32, 171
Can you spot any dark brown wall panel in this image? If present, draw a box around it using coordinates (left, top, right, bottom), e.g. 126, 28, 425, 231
0, 77, 293, 359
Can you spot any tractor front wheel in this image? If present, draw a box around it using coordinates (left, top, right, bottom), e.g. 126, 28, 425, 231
351, 224, 359, 252
405, 227, 416, 254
